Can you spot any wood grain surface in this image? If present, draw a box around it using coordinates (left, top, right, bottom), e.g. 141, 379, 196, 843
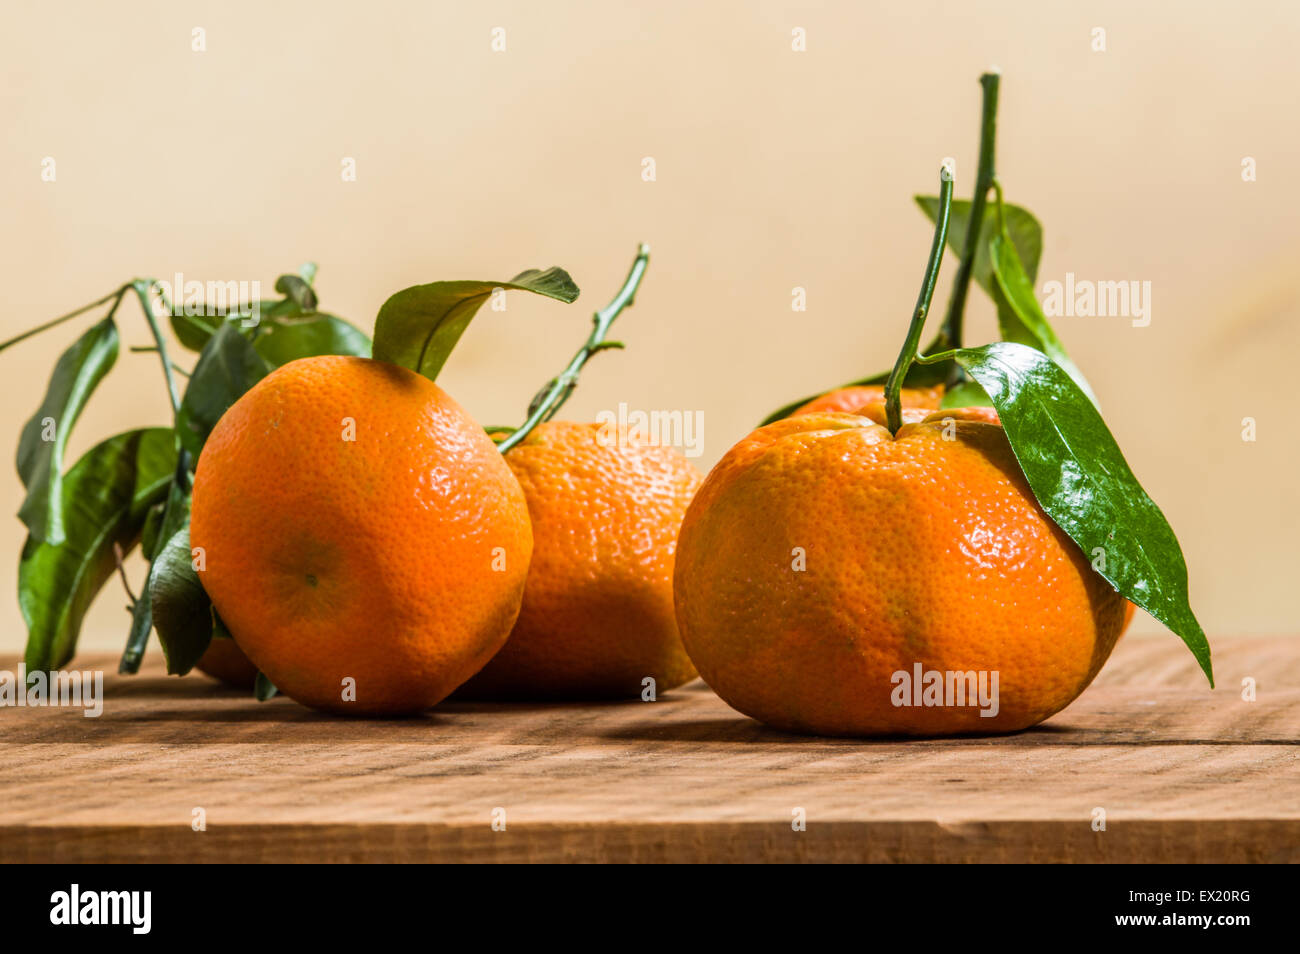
0, 634, 1295, 863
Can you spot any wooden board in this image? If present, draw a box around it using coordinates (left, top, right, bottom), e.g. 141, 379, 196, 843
0, 634, 1296, 863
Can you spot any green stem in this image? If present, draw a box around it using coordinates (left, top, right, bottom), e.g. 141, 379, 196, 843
496, 243, 650, 454
111, 541, 139, 608
132, 280, 183, 415
0, 284, 131, 352
129, 347, 192, 378
991, 177, 1007, 231
102, 286, 129, 327
884, 169, 955, 434
118, 450, 191, 674
940, 69, 1000, 380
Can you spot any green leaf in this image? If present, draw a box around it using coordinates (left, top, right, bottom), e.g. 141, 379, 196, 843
176, 322, 271, 457
19, 428, 176, 670
169, 264, 320, 352
252, 314, 371, 366
120, 464, 191, 673
274, 273, 318, 314
939, 379, 992, 408
915, 196, 1043, 291
372, 267, 580, 380
170, 311, 220, 353
125, 590, 154, 669
943, 342, 1212, 685
172, 310, 291, 351
148, 522, 213, 675
254, 671, 279, 701
988, 233, 1099, 407
140, 501, 166, 561
16, 316, 120, 545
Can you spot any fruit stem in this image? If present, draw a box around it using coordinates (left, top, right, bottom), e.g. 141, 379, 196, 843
128, 347, 192, 378
132, 280, 183, 415
884, 169, 954, 434
495, 243, 650, 454
940, 69, 1000, 377
117, 451, 190, 675
0, 284, 131, 353
111, 541, 139, 609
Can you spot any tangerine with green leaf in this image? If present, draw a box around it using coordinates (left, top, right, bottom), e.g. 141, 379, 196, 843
459, 246, 702, 699
796, 388, 1137, 637
677, 129, 1208, 736
459, 420, 701, 699
190, 355, 534, 714
674, 405, 1128, 735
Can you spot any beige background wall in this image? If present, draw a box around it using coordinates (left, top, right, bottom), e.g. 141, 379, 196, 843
1, 1, 1296, 655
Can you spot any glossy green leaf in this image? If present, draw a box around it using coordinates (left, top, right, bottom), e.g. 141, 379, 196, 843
988, 233, 1098, 407
942, 341, 1212, 685
253, 314, 371, 366
372, 267, 580, 380
939, 379, 992, 408
19, 428, 176, 670
915, 196, 1043, 291
16, 316, 120, 545
149, 522, 212, 675
176, 323, 271, 457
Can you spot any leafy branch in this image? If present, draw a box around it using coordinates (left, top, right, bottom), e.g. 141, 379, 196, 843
761, 69, 1213, 684
496, 244, 650, 453
4, 266, 371, 675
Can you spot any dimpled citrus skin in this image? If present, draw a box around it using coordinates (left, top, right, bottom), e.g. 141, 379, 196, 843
804, 389, 1135, 634
457, 421, 702, 699
673, 408, 1126, 736
190, 356, 532, 715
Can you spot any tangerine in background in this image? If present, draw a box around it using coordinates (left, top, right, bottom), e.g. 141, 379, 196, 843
459, 421, 701, 699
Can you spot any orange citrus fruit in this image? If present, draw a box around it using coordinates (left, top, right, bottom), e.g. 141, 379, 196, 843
195, 636, 258, 689
458, 421, 701, 699
793, 383, 943, 417
673, 406, 1127, 735
804, 390, 1136, 635
190, 356, 533, 714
